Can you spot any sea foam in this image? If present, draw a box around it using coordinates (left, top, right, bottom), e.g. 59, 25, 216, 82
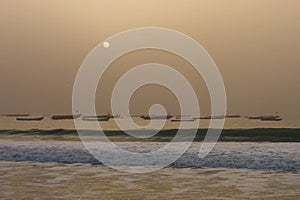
0, 140, 299, 171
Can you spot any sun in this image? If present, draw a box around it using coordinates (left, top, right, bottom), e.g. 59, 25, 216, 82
103, 41, 110, 48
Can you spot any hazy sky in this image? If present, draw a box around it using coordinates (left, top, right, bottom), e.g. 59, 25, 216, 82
0, 0, 299, 116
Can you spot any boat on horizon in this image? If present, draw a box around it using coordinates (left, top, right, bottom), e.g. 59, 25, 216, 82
226, 115, 241, 118
247, 116, 263, 120
82, 113, 121, 119
16, 116, 44, 121
82, 116, 110, 121
51, 114, 81, 120
260, 115, 282, 121
140, 114, 172, 120
175, 115, 192, 119
247, 115, 282, 121
171, 117, 196, 122
198, 115, 226, 119
261, 117, 282, 121
83, 114, 112, 118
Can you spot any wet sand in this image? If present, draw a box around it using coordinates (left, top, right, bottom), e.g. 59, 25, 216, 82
0, 161, 299, 199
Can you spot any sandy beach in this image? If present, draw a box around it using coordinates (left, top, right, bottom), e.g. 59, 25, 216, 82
0, 161, 299, 199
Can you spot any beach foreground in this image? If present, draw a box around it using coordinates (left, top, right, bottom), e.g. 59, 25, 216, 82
0, 161, 299, 199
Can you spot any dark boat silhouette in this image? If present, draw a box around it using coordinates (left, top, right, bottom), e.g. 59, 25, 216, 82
247, 115, 282, 121
171, 117, 196, 122
140, 114, 172, 120
82, 113, 120, 119
210, 115, 226, 119
261, 117, 282, 121
198, 115, 226, 119
82, 116, 110, 121
83, 114, 112, 118
198, 116, 211, 119
175, 115, 192, 119
226, 115, 241, 118
260, 115, 282, 121
247, 116, 263, 120
16, 116, 44, 121
51, 114, 81, 120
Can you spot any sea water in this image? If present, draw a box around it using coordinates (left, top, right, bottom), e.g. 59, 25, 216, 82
0, 116, 299, 199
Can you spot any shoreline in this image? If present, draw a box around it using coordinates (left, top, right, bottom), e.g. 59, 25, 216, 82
1, 161, 299, 199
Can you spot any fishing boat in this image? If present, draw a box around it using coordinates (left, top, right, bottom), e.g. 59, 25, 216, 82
261, 117, 282, 121
82, 116, 110, 121
210, 115, 226, 119
83, 113, 121, 119
198, 116, 211, 119
226, 115, 241, 118
16, 116, 44, 121
171, 117, 196, 122
247, 116, 263, 120
51, 114, 81, 120
247, 115, 281, 121
140, 114, 172, 120
260, 115, 282, 121
83, 114, 112, 118
198, 115, 225, 119
175, 115, 191, 118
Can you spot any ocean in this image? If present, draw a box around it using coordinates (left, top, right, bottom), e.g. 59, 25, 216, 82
0, 116, 299, 199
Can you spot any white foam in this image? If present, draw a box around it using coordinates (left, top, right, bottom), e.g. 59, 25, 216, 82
0, 140, 299, 171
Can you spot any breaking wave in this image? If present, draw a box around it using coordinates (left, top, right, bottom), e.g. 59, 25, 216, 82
0, 140, 299, 171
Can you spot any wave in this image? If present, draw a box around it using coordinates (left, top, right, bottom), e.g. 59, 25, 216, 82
0, 141, 299, 171
0, 128, 299, 142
